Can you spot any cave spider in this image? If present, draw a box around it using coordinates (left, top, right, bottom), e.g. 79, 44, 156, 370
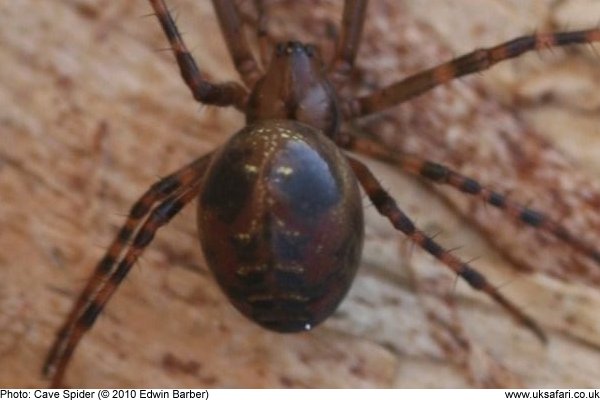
43, 0, 600, 387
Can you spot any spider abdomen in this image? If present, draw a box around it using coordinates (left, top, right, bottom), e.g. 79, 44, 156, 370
198, 119, 364, 332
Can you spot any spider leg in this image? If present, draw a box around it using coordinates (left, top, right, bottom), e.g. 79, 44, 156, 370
345, 136, 600, 265
43, 154, 212, 387
253, 0, 271, 68
343, 29, 600, 117
347, 155, 546, 343
236, 0, 272, 69
149, 0, 248, 109
211, 0, 262, 87
329, 0, 368, 83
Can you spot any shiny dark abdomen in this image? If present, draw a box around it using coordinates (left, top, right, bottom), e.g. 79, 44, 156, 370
197, 120, 364, 332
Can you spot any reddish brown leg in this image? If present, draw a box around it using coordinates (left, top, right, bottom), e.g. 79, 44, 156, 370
343, 29, 600, 117
43, 154, 212, 387
149, 0, 248, 109
345, 136, 600, 264
329, 0, 368, 82
347, 155, 546, 342
211, 0, 262, 87
236, 0, 272, 68
253, 0, 271, 68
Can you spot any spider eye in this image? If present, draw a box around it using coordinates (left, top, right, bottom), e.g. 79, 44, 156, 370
304, 44, 316, 57
274, 41, 315, 57
275, 42, 287, 56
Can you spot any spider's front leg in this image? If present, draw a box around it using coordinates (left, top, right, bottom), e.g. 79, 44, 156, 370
329, 0, 368, 82
347, 156, 546, 342
211, 0, 263, 86
43, 154, 212, 387
149, 0, 249, 108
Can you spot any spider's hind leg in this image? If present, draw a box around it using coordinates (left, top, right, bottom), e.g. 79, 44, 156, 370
347, 155, 546, 342
345, 136, 600, 266
43, 153, 212, 387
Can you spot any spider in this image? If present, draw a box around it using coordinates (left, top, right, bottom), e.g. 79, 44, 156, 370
43, 0, 600, 387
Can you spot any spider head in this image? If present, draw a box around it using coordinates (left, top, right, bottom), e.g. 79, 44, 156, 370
246, 41, 341, 140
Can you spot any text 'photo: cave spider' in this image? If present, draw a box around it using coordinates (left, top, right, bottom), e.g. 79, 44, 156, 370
42, 0, 600, 387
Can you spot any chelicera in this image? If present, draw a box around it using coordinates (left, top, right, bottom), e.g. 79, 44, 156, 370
44, 0, 600, 386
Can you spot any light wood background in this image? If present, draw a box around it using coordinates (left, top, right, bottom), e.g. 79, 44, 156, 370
1, 0, 599, 388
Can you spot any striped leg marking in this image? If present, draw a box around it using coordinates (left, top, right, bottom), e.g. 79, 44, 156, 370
344, 29, 600, 117
149, 0, 248, 109
347, 155, 546, 343
345, 136, 600, 265
43, 154, 212, 387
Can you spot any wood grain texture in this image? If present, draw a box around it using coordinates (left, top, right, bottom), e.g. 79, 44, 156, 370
1, 0, 599, 388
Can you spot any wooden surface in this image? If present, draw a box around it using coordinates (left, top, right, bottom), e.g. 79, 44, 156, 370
1, 0, 600, 388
